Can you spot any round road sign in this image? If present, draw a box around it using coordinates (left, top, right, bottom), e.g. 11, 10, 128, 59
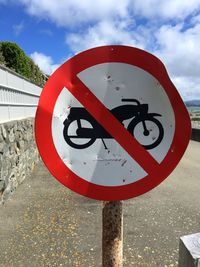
35, 45, 191, 201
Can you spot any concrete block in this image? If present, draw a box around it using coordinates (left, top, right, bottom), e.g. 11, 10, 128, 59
179, 233, 200, 267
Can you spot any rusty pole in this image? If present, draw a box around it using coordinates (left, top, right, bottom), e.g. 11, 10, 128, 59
102, 201, 123, 267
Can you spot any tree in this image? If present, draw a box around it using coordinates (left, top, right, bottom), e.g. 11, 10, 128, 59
0, 43, 5, 65
28, 57, 44, 85
0, 41, 46, 87
0, 42, 31, 78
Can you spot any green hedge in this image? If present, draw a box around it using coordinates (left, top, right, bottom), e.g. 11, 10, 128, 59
0, 43, 5, 65
0, 42, 45, 87
191, 117, 200, 121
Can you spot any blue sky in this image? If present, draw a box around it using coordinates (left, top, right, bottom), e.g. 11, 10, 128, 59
0, 0, 200, 100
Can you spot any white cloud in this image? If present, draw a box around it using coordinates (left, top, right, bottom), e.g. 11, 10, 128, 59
130, 0, 200, 20
30, 52, 60, 74
15, 0, 200, 27
18, 0, 130, 27
191, 14, 200, 24
172, 76, 200, 100
39, 29, 53, 36
153, 23, 200, 99
66, 19, 147, 53
155, 24, 200, 76
13, 21, 24, 36
3, 0, 200, 100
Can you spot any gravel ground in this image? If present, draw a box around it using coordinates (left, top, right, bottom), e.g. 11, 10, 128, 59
0, 140, 199, 267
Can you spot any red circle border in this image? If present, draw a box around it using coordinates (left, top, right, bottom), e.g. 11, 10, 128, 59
35, 45, 191, 201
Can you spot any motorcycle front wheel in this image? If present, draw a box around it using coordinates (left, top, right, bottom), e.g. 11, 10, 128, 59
127, 117, 164, 150
63, 119, 96, 149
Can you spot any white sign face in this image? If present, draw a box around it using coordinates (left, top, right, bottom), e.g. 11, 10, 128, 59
51, 63, 175, 186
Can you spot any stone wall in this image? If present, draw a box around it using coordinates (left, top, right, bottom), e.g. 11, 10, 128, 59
0, 118, 39, 204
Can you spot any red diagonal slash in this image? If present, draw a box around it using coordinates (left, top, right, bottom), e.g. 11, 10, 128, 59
65, 75, 160, 174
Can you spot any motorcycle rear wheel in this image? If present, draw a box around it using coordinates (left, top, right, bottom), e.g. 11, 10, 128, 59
127, 117, 164, 150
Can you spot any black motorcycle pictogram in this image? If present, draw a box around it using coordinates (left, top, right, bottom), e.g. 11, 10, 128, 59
63, 98, 164, 150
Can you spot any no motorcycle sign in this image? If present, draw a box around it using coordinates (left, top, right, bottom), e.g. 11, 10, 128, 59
35, 45, 191, 200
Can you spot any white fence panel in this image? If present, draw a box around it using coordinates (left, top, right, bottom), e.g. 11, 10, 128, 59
0, 68, 7, 85
7, 71, 24, 91
0, 65, 43, 123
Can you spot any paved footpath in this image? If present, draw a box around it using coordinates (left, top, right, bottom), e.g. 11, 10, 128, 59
0, 141, 200, 267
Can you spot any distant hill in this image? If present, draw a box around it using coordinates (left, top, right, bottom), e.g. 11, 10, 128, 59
185, 100, 200, 107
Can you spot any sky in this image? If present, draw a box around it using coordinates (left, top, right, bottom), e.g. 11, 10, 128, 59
0, 0, 200, 101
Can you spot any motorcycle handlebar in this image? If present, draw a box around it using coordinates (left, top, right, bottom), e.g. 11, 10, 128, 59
121, 98, 140, 105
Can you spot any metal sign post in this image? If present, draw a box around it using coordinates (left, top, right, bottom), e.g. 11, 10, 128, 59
102, 201, 123, 267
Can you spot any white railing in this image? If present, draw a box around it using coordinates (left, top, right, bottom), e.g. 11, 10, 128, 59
0, 65, 42, 123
